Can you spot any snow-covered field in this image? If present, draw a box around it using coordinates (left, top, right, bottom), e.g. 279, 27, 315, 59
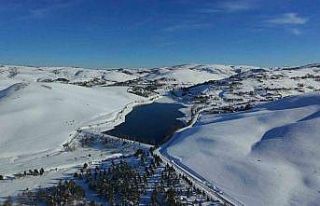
163, 93, 320, 206
0, 83, 142, 158
1, 64, 320, 205
0, 66, 150, 199
0, 64, 231, 200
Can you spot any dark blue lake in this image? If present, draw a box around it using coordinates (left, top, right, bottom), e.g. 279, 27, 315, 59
105, 102, 186, 145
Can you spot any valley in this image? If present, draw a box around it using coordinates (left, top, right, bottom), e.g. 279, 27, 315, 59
1, 63, 320, 205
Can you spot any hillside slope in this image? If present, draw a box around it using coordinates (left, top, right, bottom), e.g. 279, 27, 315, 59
144, 64, 238, 85
164, 93, 320, 206
0, 82, 143, 159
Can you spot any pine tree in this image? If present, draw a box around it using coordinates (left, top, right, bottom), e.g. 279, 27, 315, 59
40, 168, 45, 175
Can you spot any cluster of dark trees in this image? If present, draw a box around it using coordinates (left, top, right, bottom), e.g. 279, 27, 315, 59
151, 186, 182, 206
17, 180, 86, 206
71, 148, 163, 205
151, 163, 216, 205
128, 86, 157, 97
150, 164, 183, 205
71, 77, 106, 87
74, 159, 149, 205
6, 148, 218, 206
96, 161, 142, 204
80, 136, 95, 147
14, 168, 45, 178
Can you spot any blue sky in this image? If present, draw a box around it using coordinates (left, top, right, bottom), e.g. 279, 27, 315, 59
0, 0, 319, 68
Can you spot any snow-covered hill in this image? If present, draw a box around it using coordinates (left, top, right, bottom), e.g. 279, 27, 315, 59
163, 93, 320, 206
174, 64, 320, 118
144, 64, 238, 85
0, 83, 142, 158
1, 63, 320, 204
0, 63, 239, 159
0, 64, 238, 86
0, 64, 237, 200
